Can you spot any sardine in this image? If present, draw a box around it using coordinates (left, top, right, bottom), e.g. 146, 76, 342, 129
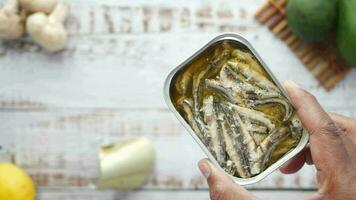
222, 63, 282, 101
217, 106, 251, 178
250, 132, 266, 145
180, 99, 205, 142
223, 160, 237, 176
289, 113, 303, 140
192, 50, 230, 112
231, 49, 266, 75
192, 64, 211, 145
220, 103, 264, 175
219, 67, 252, 100
228, 61, 279, 93
252, 98, 293, 122
202, 96, 227, 166
220, 64, 255, 93
228, 103, 276, 131
205, 79, 243, 104
176, 70, 193, 96
206, 49, 231, 78
259, 127, 290, 167
245, 123, 268, 134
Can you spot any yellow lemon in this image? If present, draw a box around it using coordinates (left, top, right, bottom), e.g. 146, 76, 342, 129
0, 163, 35, 200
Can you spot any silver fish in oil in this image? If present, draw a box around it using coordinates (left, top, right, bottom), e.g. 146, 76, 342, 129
164, 34, 309, 185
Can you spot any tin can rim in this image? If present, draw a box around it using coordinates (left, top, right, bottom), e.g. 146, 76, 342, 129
163, 33, 309, 185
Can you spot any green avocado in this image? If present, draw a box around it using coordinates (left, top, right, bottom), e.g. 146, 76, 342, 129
286, 0, 338, 42
337, 0, 356, 66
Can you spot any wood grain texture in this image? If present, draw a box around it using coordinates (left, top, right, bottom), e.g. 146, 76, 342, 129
5, 109, 350, 189
0, 0, 355, 110
63, 0, 259, 34
3, 109, 355, 190
37, 189, 315, 200
1, 34, 356, 110
0, 0, 355, 198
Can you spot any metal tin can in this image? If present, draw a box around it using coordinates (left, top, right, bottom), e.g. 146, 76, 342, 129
163, 33, 309, 185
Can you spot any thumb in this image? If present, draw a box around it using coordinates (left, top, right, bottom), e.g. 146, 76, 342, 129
198, 159, 258, 200
283, 81, 350, 171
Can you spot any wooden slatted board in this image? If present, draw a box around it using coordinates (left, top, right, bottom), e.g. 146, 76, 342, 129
2, 0, 356, 199
255, 0, 351, 91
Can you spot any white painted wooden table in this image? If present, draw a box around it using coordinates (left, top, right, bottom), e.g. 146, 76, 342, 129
0, 0, 355, 199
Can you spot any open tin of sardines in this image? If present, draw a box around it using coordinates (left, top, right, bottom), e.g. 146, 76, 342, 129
164, 33, 309, 185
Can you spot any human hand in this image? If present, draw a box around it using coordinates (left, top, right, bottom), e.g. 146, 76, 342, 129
279, 81, 356, 200
279, 113, 356, 174
198, 80, 356, 200
198, 158, 258, 200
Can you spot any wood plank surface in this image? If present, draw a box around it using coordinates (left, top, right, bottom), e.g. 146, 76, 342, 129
0, 0, 355, 199
0, 0, 355, 110
2, 109, 355, 190
37, 189, 315, 200
0, 109, 318, 189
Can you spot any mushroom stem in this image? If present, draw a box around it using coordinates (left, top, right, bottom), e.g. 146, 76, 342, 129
49, 2, 69, 23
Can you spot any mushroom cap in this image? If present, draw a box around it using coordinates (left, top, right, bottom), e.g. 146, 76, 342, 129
26, 12, 67, 52
19, 0, 58, 14
0, 10, 24, 39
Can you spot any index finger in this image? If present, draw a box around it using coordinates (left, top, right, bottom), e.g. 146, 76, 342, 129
284, 81, 350, 171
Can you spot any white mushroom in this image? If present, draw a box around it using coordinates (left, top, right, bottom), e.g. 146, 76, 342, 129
19, 0, 58, 14
0, 0, 25, 39
26, 2, 69, 52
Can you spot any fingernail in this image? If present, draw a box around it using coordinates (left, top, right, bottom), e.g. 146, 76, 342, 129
284, 80, 300, 90
198, 160, 211, 179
